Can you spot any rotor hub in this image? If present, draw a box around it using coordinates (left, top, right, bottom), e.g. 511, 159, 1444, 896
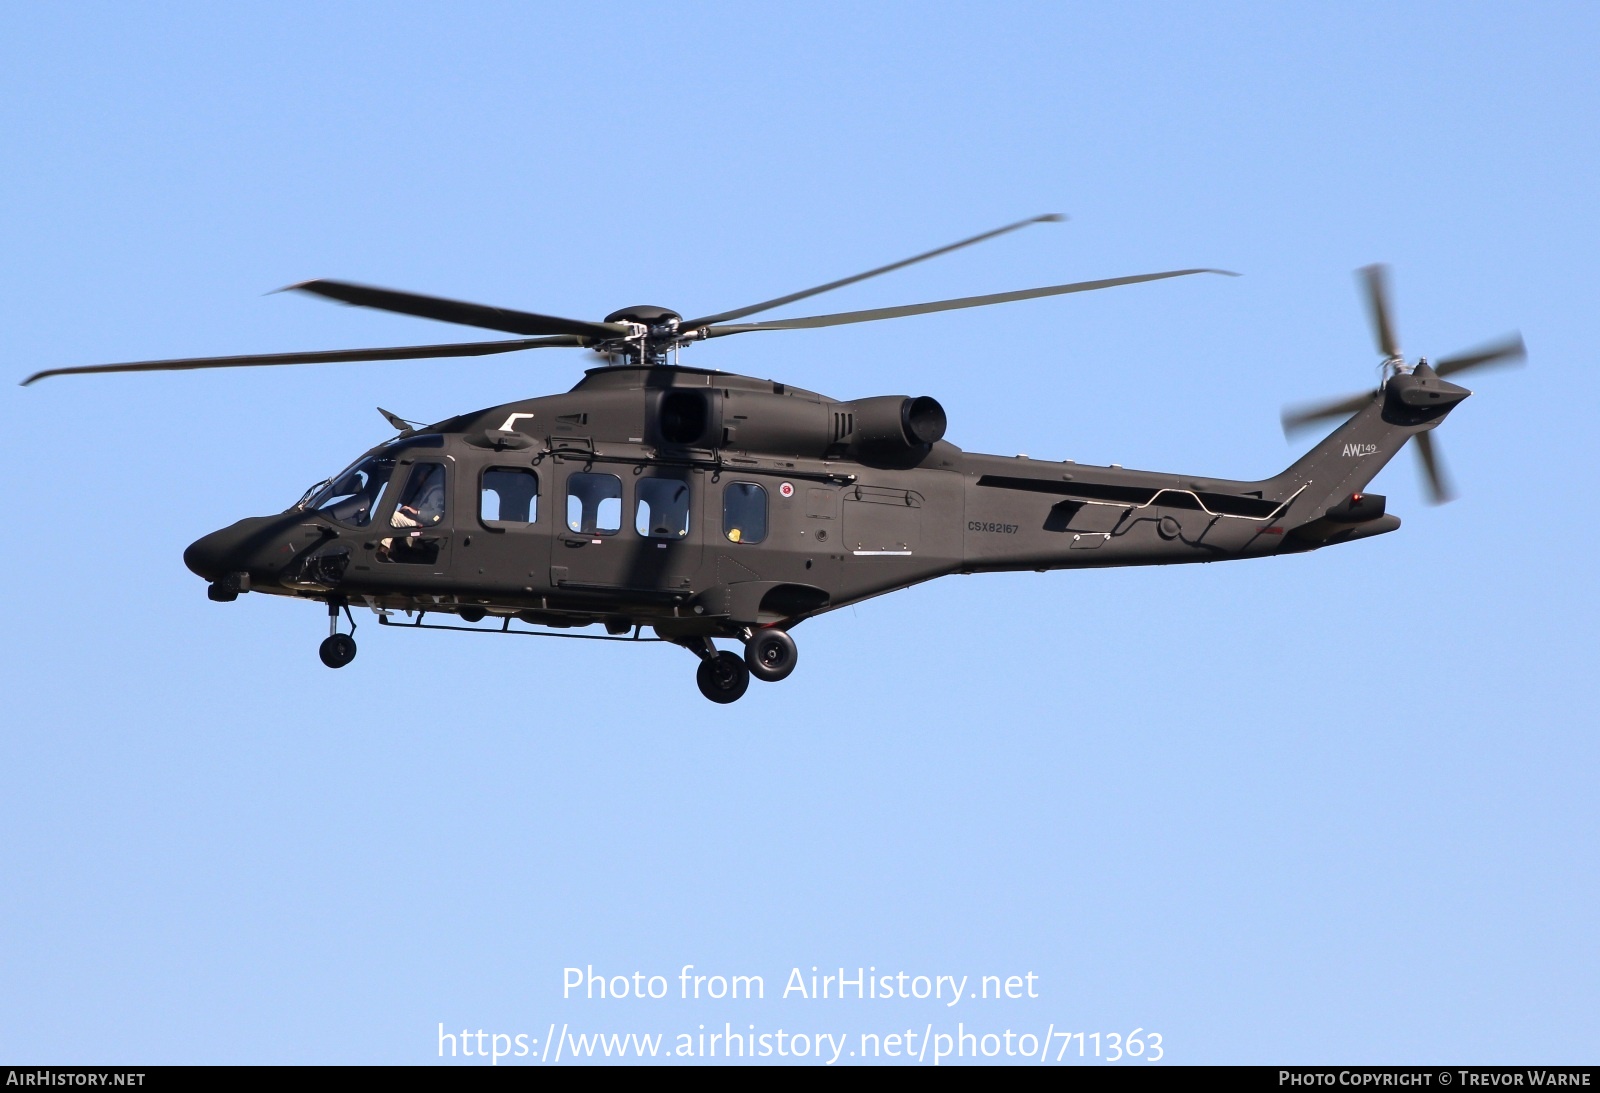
596, 305, 686, 364
604, 305, 681, 328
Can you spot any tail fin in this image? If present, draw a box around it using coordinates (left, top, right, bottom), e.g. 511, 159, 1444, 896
1268, 365, 1470, 531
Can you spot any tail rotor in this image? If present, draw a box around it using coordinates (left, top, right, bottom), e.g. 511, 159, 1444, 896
1282, 265, 1524, 504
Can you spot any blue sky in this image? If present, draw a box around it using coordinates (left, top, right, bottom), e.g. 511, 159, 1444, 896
1, 2, 1595, 1065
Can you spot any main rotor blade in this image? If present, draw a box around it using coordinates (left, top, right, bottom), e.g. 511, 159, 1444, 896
1435, 333, 1526, 378
700, 268, 1236, 337
1359, 264, 1402, 361
20, 336, 580, 386
681, 214, 1066, 328
1413, 428, 1455, 504
1280, 389, 1377, 436
285, 279, 629, 340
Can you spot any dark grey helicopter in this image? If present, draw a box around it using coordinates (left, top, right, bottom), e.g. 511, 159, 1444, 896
23, 217, 1523, 702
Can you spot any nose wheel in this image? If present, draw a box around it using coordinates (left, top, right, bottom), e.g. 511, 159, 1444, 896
319, 633, 357, 669
319, 599, 358, 669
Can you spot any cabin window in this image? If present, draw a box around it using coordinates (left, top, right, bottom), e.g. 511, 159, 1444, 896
722, 481, 767, 544
567, 472, 622, 535
391, 463, 447, 528
481, 467, 538, 526
635, 475, 691, 539
310, 455, 397, 528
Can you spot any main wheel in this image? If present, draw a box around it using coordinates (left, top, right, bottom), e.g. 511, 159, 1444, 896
696, 650, 750, 703
745, 628, 798, 683
319, 633, 357, 669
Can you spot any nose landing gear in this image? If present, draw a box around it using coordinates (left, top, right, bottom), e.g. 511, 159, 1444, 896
318, 599, 358, 669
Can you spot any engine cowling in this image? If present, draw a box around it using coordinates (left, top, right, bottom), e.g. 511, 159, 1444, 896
666, 388, 948, 459
838, 395, 948, 452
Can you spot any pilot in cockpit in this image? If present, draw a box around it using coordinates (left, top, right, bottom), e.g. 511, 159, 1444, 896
391, 467, 446, 529
379, 465, 446, 562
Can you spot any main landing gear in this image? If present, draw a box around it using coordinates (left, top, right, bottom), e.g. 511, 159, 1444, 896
744, 627, 798, 683
319, 599, 358, 669
683, 627, 800, 703
696, 650, 749, 704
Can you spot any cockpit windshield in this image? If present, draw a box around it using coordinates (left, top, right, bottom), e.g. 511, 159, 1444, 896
303, 455, 398, 527
296, 435, 445, 526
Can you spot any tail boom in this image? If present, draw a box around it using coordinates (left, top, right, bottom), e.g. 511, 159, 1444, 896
952, 366, 1469, 573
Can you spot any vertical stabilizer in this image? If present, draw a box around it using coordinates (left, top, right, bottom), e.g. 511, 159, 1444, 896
1270, 365, 1470, 523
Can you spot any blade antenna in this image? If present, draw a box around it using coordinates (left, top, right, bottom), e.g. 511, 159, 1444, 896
377, 407, 423, 434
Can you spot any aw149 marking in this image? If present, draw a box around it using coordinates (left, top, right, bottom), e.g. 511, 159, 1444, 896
22, 217, 1524, 701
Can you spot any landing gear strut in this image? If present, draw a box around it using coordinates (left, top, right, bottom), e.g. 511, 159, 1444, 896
679, 628, 800, 701
319, 599, 358, 669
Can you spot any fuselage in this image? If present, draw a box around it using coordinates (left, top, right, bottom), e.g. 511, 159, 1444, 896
185, 364, 1408, 638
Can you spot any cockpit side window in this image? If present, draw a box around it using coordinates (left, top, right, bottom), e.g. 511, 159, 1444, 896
481, 467, 538, 526
314, 455, 397, 528
391, 463, 447, 529
566, 472, 622, 535
635, 475, 690, 538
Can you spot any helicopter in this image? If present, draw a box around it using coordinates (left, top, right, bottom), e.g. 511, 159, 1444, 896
22, 216, 1524, 702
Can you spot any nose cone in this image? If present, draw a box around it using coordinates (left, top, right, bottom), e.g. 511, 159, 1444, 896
184, 525, 243, 581
185, 516, 285, 581
185, 512, 317, 583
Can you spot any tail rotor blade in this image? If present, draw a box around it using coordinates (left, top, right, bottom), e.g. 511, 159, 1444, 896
1281, 389, 1377, 436
1359, 264, 1401, 361
1413, 429, 1455, 504
1435, 333, 1526, 378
